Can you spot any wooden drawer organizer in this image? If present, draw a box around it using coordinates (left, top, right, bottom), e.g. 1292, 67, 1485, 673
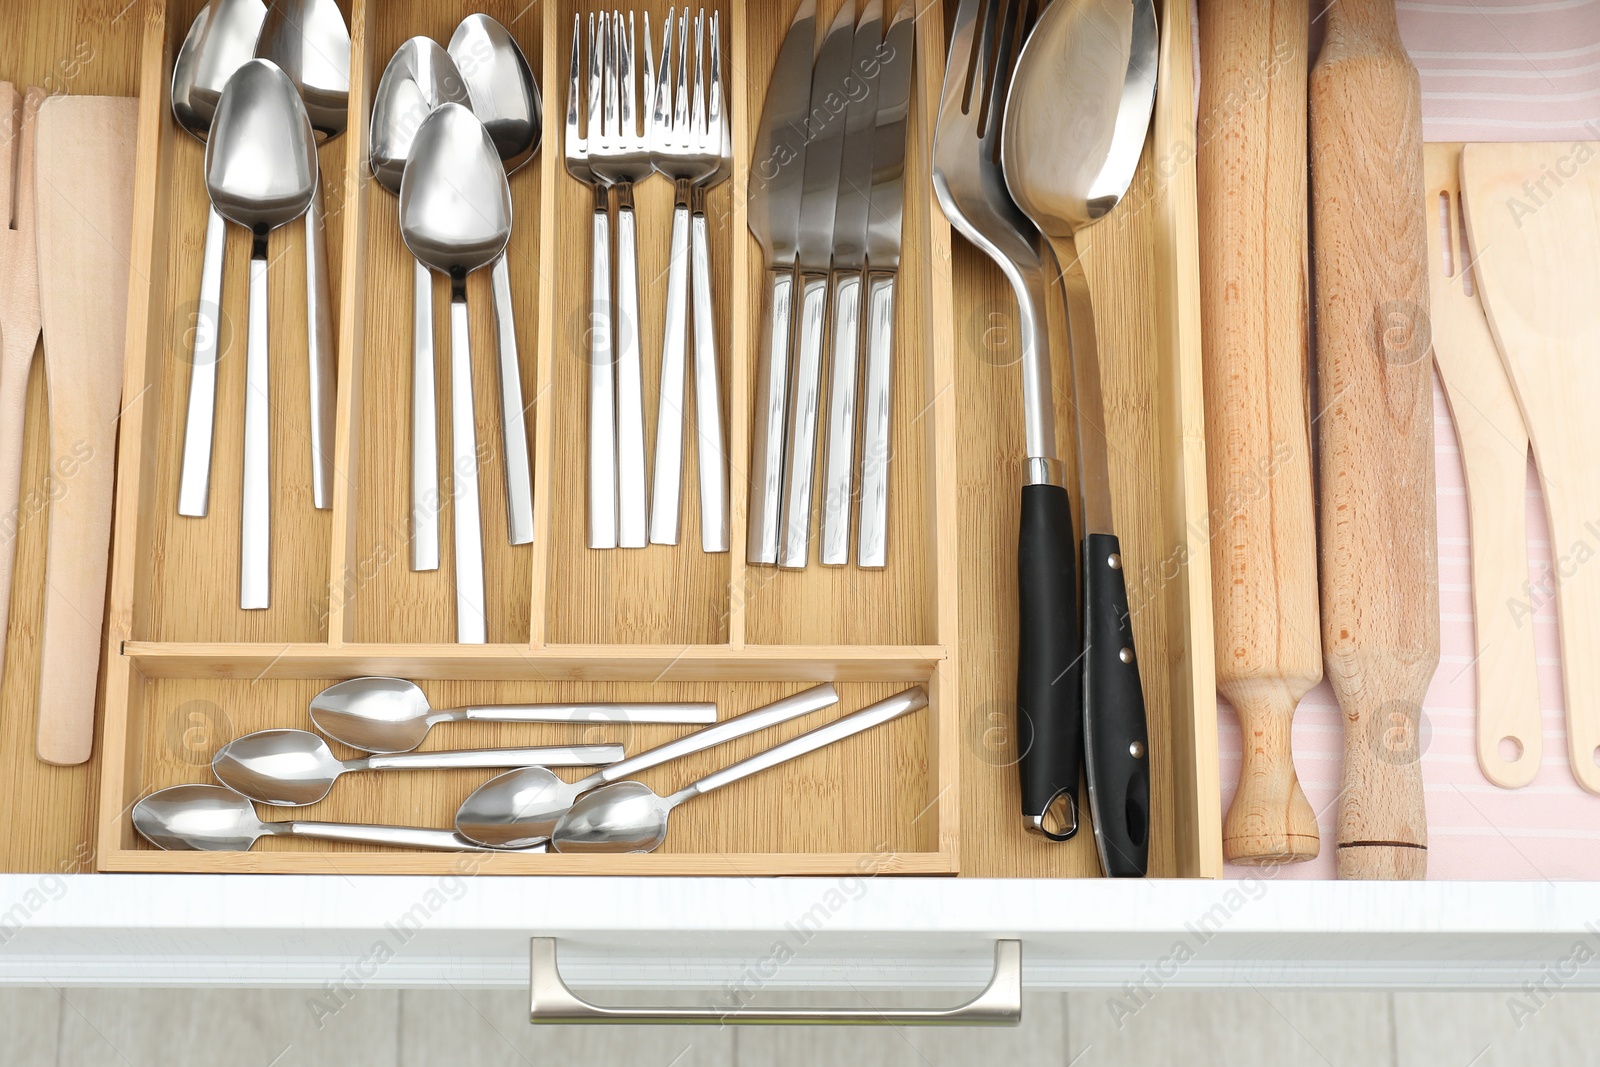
0, 0, 1220, 879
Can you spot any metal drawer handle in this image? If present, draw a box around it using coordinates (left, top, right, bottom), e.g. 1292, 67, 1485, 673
528, 938, 1022, 1027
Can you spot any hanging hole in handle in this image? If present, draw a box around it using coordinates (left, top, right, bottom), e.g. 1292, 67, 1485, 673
1124, 785, 1149, 849
1499, 736, 1524, 763
1592, 745, 1599, 768
1034, 787, 1078, 841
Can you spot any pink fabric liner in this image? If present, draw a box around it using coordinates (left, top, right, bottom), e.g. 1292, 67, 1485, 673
1211, 0, 1600, 879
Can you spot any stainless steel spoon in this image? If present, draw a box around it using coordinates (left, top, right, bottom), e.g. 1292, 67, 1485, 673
256, 0, 349, 511
1000, 0, 1157, 879
449, 13, 539, 547
172, 0, 267, 519
310, 676, 717, 754
400, 102, 511, 644
456, 682, 838, 849
206, 58, 318, 610
551, 686, 927, 853
370, 38, 471, 572
133, 784, 538, 852
212, 728, 624, 807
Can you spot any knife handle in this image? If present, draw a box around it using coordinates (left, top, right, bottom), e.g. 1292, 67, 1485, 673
650, 200, 692, 546
614, 192, 648, 549
1082, 532, 1150, 876
747, 268, 795, 565
778, 271, 830, 569
857, 271, 896, 569
1017, 482, 1082, 840
820, 269, 864, 566
690, 205, 730, 554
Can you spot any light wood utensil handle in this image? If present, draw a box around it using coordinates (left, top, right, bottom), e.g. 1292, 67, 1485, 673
1424, 143, 1541, 790
0, 85, 44, 691
1309, 0, 1437, 879
1197, 0, 1322, 865
33, 96, 139, 766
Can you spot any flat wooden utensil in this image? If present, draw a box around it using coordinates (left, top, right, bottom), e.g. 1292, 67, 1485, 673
0, 84, 45, 692
1309, 0, 1437, 879
1425, 143, 1541, 789
1462, 140, 1600, 796
1197, 0, 1322, 865
32, 95, 139, 766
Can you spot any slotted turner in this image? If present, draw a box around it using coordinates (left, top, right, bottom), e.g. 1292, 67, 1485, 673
1425, 143, 1541, 789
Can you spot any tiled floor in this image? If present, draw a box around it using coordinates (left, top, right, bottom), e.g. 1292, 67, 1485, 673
3, 987, 1597, 1065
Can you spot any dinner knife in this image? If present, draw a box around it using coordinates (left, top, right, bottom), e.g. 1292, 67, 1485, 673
779, 0, 857, 569
856, 0, 913, 569
818, 0, 883, 566
747, 1, 818, 565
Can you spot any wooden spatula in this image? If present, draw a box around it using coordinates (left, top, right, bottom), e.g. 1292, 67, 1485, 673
0, 84, 45, 693
1197, 0, 1322, 865
1462, 141, 1600, 796
1424, 143, 1541, 790
1309, 0, 1437, 879
32, 95, 139, 766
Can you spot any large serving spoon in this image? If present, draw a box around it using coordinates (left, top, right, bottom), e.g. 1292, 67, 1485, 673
212, 728, 624, 807
134, 784, 539, 852
551, 687, 926, 854
456, 682, 839, 848
173, 0, 267, 518
370, 39, 471, 572
310, 676, 717, 754
206, 58, 318, 610
1000, 0, 1158, 878
256, 0, 349, 511
449, 13, 539, 547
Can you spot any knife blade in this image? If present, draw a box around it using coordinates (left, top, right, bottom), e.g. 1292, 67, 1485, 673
746, 0, 818, 565
779, 0, 858, 569
818, 0, 884, 566
856, 0, 914, 568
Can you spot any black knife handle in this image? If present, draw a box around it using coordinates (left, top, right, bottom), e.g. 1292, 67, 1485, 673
1016, 483, 1082, 840
1082, 532, 1151, 877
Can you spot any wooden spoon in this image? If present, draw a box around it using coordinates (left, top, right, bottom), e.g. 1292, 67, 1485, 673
1462, 140, 1600, 796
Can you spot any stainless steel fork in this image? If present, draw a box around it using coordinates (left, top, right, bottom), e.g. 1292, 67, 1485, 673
567, 13, 617, 549
649, 9, 730, 552
590, 10, 654, 549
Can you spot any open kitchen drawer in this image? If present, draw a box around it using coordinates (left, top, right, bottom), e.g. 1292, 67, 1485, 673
0, 0, 1583, 997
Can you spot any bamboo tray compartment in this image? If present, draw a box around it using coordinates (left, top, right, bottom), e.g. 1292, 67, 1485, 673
0, 0, 1219, 879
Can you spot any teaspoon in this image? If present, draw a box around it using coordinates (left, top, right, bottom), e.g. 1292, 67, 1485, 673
206, 58, 318, 609
133, 784, 537, 852
172, 0, 267, 518
456, 682, 838, 849
551, 686, 925, 854
449, 13, 539, 547
310, 676, 717, 754
256, 0, 350, 510
400, 103, 513, 643
370, 38, 471, 572
212, 728, 624, 807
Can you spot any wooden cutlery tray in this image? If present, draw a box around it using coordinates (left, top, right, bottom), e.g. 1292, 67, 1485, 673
0, 0, 1220, 879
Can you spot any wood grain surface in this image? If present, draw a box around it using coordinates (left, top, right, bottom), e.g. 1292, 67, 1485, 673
1196, 0, 1321, 864
0, 0, 1214, 878
1309, 0, 1437, 879
1424, 143, 1540, 790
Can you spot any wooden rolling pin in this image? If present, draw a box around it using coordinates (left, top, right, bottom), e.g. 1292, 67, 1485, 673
1197, 0, 1322, 865
1308, 0, 1437, 880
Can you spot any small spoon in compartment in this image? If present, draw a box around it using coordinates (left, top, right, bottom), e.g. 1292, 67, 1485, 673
310, 676, 717, 754
212, 728, 624, 807
551, 687, 927, 854
455, 683, 840, 849
133, 784, 538, 853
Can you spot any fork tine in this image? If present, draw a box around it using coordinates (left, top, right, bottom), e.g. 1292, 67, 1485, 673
567, 14, 583, 151
691, 9, 707, 146
653, 7, 674, 137
588, 11, 604, 145
618, 10, 634, 139
708, 10, 723, 145
673, 9, 690, 142
642, 11, 655, 136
